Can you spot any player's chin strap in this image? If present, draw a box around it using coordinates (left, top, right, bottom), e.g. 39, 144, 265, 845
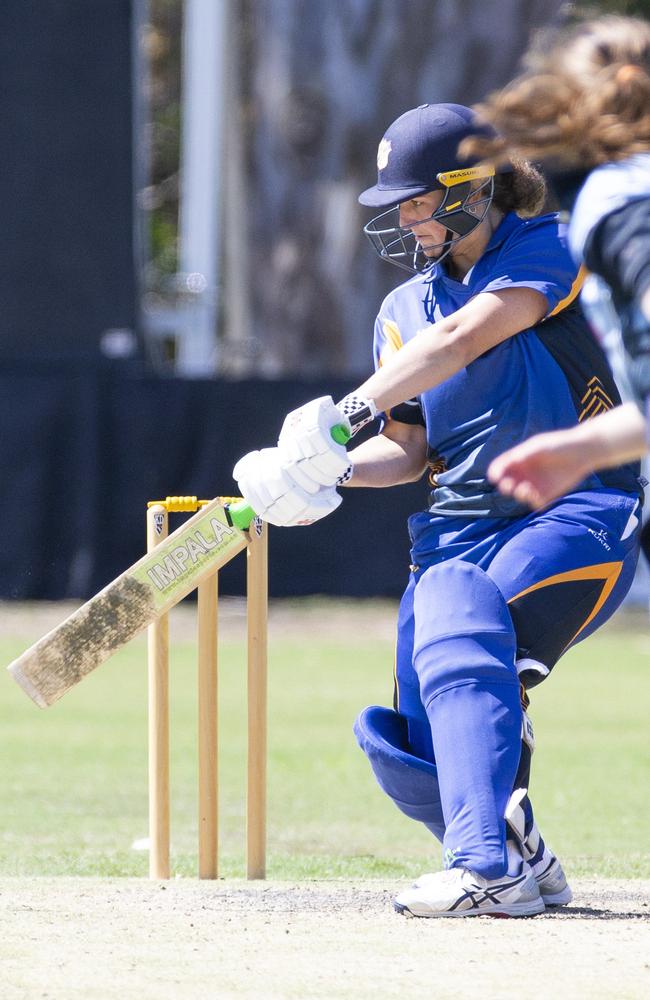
334, 393, 378, 486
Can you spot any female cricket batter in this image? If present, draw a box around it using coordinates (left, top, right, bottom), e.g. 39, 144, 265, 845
466, 16, 650, 512
233, 102, 643, 917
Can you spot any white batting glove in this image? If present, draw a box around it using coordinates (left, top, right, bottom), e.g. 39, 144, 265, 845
277, 396, 355, 489
233, 448, 342, 527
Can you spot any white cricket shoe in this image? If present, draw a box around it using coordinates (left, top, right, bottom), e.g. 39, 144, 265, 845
534, 855, 573, 906
393, 866, 545, 918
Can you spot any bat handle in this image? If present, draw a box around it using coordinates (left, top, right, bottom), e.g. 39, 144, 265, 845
330, 422, 351, 445
227, 499, 257, 532
228, 422, 352, 531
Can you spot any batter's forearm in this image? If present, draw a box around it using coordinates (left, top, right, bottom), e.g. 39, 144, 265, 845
355, 322, 465, 415
350, 288, 547, 417
343, 434, 428, 488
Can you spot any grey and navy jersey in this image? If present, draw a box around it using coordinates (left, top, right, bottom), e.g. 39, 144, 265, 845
372, 212, 641, 518
568, 153, 650, 265
569, 154, 650, 409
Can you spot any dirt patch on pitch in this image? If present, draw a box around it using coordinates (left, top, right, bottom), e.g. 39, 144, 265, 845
2, 877, 649, 999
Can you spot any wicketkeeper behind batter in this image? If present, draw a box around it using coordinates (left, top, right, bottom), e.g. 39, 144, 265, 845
233, 103, 643, 918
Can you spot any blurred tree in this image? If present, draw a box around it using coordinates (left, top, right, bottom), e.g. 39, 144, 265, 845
240, 0, 567, 376
141, 1, 182, 298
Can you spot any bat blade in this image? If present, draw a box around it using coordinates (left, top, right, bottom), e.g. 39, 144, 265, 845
8, 499, 254, 708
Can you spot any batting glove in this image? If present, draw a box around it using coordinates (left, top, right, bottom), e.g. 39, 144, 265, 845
277, 394, 375, 489
277, 396, 350, 488
233, 448, 342, 527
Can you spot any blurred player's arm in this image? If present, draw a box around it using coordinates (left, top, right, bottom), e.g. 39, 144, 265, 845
488, 402, 647, 509
343, 420, 428, 488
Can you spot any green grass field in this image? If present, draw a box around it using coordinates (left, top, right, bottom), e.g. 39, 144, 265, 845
0, 601, 648, 880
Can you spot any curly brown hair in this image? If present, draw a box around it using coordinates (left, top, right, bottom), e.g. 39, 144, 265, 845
463, 15, 650, 169
492, 157, 547, 217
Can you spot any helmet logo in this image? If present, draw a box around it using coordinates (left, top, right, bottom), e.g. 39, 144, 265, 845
377, 139, 392, 171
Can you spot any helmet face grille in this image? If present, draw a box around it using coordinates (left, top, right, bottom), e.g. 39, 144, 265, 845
362, 175, 494, 275
363, 208, 432, 273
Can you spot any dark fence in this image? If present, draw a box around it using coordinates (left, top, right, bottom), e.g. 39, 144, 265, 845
0, 361, 425, 600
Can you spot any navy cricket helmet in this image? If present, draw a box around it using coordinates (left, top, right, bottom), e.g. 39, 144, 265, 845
359, 103, 508, 273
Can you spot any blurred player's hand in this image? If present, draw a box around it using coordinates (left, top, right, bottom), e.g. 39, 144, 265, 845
488, 431, 587, 509
233, 448, 342, 526
277, 396, 351, 488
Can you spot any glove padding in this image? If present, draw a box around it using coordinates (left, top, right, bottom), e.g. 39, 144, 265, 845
233, 448, 342, 527
277, 396, 351, 489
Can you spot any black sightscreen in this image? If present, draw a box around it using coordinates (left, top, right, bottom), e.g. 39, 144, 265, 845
0, 0, 137, 360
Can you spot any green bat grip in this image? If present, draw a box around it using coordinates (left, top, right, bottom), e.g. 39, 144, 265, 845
228, 421, 352, 531
227, 499, 257, 532
330, 422, 351, 445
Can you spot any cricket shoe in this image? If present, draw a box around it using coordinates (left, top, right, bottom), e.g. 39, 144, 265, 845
393, 866, 545, 918
533, 855, 573, 906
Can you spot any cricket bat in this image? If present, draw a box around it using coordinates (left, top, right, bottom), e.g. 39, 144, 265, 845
7, 498, 257, 708
8, 416, 356, 709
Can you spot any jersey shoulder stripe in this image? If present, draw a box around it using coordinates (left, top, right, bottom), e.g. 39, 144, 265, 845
548, 265, 587, 317
379, 319, 404, 366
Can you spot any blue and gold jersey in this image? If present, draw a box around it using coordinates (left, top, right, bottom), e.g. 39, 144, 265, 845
372, 212, 641, 517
